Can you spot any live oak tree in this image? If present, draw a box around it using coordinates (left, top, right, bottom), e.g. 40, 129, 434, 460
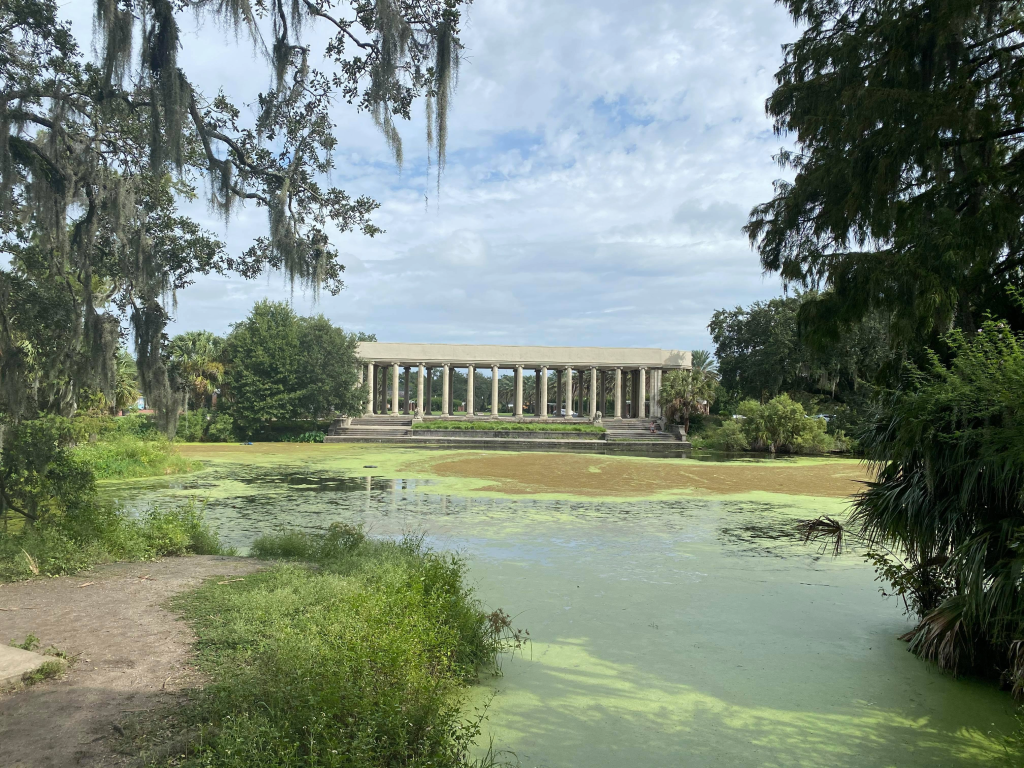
0, 0, 467, 436
747, 0, 1024, 349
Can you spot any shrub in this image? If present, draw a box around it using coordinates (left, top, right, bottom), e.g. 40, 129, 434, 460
73, 435, 199, 479
205, 413, 237, 442
700, 420, 750, 451
0, 500, 230, 582
162, 528, 519, 767
736, 395, 835, 454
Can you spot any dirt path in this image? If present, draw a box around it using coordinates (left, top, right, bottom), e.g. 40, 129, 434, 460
0, 556, 266, 768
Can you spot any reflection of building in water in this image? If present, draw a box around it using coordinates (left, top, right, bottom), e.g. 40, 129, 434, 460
355, 343, 691, 420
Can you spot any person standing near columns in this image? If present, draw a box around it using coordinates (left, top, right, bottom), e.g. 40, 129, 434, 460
466, 365, 475, 416
639, 368, 647, 420
441, 364, 451, 417
416, 365, 425, 419
514, 366, 523, 417
564, 366, 573, 418
613, 367, 622, 419
365, 362, 375, 415
490, 365, 499, 416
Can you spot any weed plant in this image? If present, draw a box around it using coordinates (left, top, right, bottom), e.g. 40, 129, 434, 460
0, 499, 230, 581
157, 524, 524, 767
413, 420, 604, 433
73, 436, 199, 479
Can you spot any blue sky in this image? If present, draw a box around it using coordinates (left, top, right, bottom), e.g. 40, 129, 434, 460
62, 0, 798, 351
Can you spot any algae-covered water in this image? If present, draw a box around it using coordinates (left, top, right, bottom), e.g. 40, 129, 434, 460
104, 446, 1020, 767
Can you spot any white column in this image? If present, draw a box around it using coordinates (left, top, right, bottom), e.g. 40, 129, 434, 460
441, 364, 451, 416
416, 365, 425, 418
539, 366, 548, 418
365, 362, 375, 415
651, 369, 660, 418
613, 367, 622, 419
564, 366, 573, 418
391, 364, 400, 415
466, 365, 475, 417
514, 366, 523, 417
639, 368, 647, 419
589, 367, 598, 419
491, 365, 499, 416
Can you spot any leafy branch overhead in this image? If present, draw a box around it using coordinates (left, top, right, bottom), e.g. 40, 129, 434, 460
0, 0, 467, 433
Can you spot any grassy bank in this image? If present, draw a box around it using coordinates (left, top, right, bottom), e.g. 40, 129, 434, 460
134, 525, 520, 767
414, 420, 604, 433
70, 414, 201, 479
0, 499, 229, 581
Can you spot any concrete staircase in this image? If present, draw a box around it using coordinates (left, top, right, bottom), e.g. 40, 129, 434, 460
327, 416, 413, 441
603, 419, 680, 442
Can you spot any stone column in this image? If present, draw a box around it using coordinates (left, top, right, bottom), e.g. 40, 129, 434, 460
639, 367, 647, 419
539, 367, 549, 418
589, 367, 598, 419
363, 362, 373, 415
613, 367, 622, 419
466, 365, 475, 417
441, 364, 451, 416
403, 367, 410, 415
490, 365, 499, 416
390, 364, 400, 415
514, 366, 523, 417
564, 366, 573, 418
425, 368, 433, 415
416, 365, 425, 418
555, 370, 563, 415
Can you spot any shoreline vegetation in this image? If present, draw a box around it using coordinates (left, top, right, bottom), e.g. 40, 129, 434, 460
413, 420, 605, 433
130, 525, 522, 767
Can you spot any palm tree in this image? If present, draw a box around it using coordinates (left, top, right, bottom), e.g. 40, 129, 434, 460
113, 348, 141, 413
660, 350, 719, 433
167, 331, 225, 414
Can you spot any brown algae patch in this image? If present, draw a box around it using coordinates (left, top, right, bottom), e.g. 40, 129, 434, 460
417, 451, 870, 498
175, 443, 871, 500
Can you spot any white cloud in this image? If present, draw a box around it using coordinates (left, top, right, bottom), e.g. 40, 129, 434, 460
58, 0, 797, 351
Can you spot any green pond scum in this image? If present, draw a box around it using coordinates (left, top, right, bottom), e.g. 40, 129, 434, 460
104, 445, 1021, 767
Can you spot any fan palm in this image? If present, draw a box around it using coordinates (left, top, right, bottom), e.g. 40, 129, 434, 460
167, 332, 225, 413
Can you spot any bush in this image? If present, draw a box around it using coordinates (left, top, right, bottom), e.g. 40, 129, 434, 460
161, 527, 518, 767
205, 413, 237, 442
73, 435, 199, 479
0, 499, 230, 582
736, 395, 836, 454
699, 420, 750, 451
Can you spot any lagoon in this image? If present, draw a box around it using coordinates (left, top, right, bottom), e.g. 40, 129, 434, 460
103, 445, 1019, 767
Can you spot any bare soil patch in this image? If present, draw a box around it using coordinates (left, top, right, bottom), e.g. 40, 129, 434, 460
423, 452, 871, 498
0, 556, 266, 768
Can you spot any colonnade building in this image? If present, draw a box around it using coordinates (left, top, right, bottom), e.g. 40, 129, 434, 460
357, 343, 691, 420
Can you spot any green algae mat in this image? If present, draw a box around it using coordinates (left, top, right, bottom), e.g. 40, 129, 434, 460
106, 445, 1020, 766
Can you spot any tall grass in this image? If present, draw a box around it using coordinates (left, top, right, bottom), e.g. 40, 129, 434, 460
0, 499, 230, 581
152, 525, 522, 767
73, 435, 200, 479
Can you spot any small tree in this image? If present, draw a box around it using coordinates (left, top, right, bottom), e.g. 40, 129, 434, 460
661, 351, 719, 433
221, 302, 366, 438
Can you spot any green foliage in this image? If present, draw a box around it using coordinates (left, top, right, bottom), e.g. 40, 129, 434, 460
412, 420, 605, 433
736, 395, 834, 454
163, 527, 510, 767
747, 0, 1024, 347
660, 352, 719, 432
847, 313, 1024, 687
73, 436, 199, 480
168, 332, 224, 412
709, 293, 889, 405
1, 0, 468, 435
205, 413, 237, 443
0, 415, 94, 524
11, 634, 40, 651
221, 301, 366, 438
696, 420, 750, 452
0, 499, 229, 582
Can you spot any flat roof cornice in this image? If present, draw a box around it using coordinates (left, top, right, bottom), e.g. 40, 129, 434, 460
355, 342, 691, 369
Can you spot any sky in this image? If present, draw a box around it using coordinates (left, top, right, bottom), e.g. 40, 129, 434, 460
60, 0, 799, 352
